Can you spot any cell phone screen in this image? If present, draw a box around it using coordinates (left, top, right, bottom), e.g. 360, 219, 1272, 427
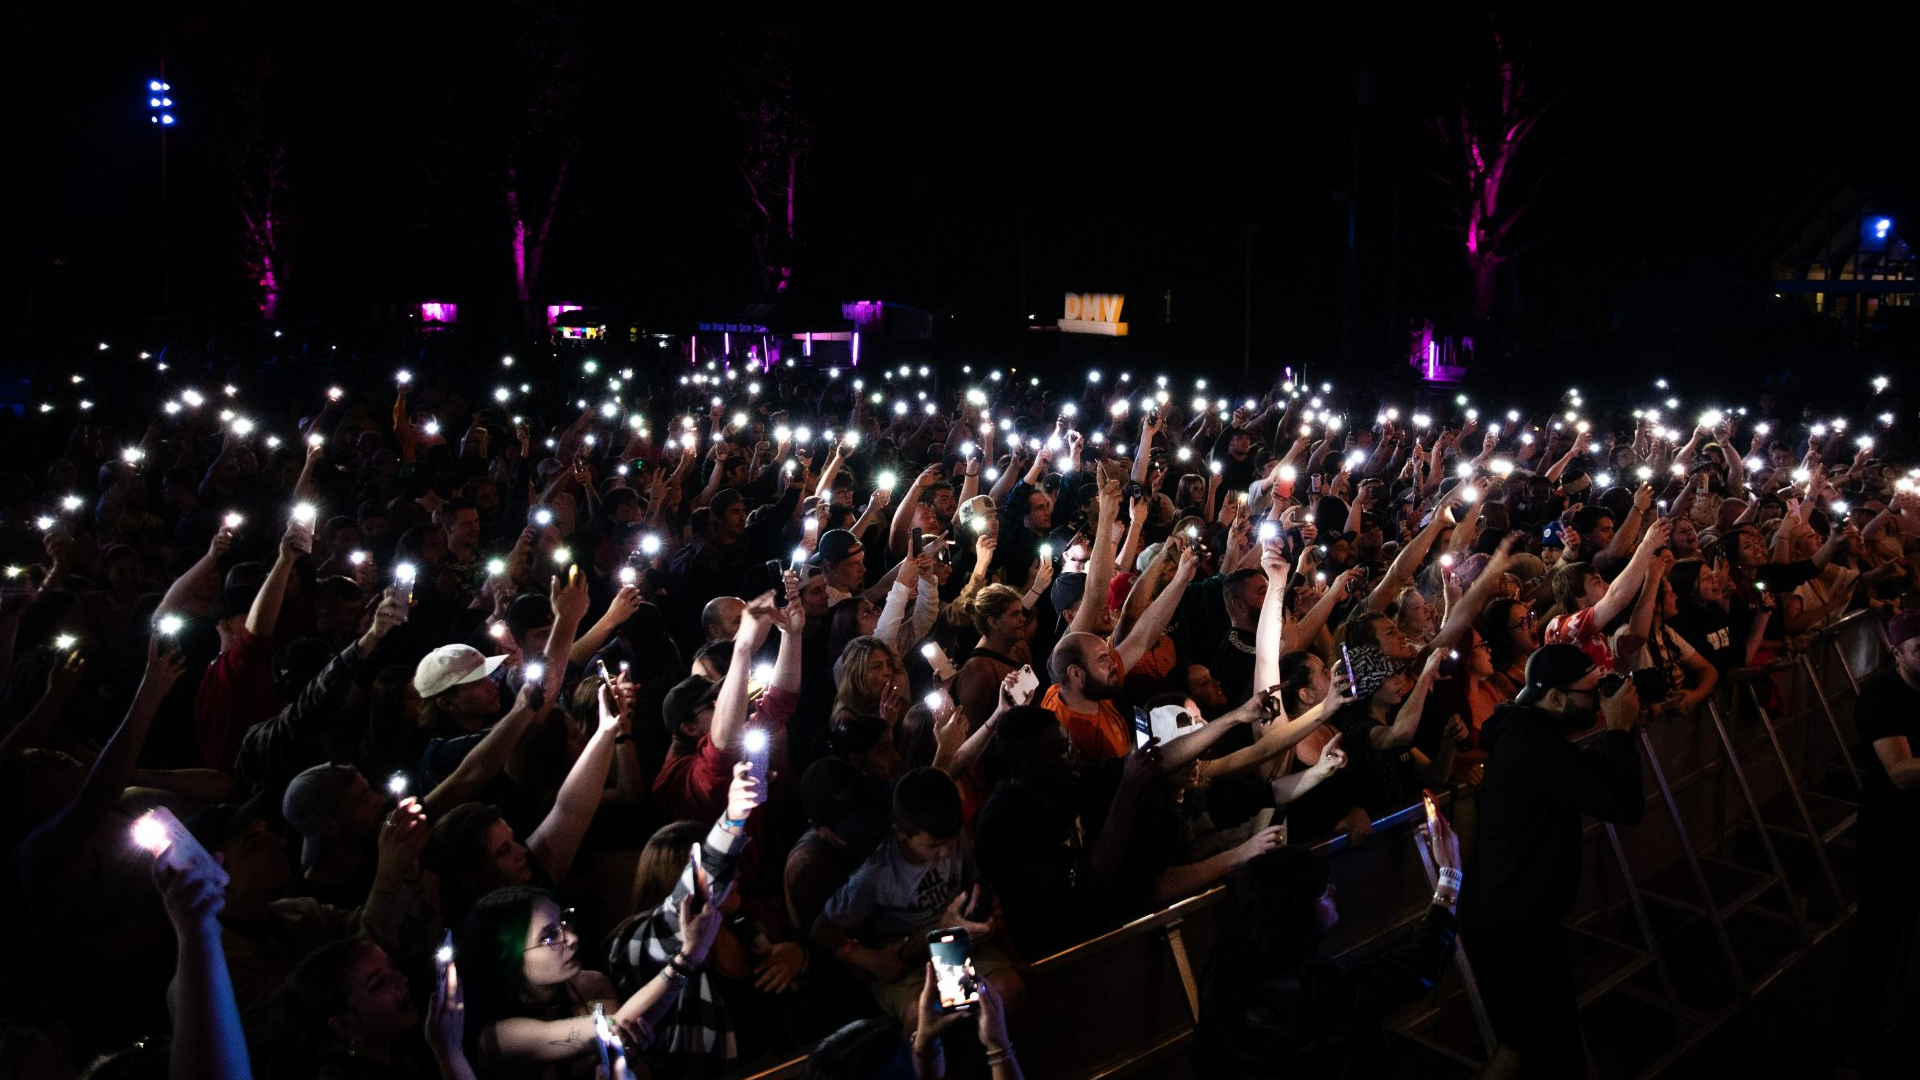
1422, 789, 1441, 834
928, 929, 980, 1012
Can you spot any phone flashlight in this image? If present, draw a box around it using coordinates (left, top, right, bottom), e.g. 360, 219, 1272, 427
156, 614, 185, 636
223, 512, 245, 529
551, 547, 573, 567
1258, 522, 1278, 542
435, 931, 454, 967
350, 550, 369, 567
132, 812, 170, 855
1040, 543, 1054, 562
618, 566, 637, 586
641, 534, 663, 557
533, 508, 554, 527
292, 502, 317, 526
54, 634, 77, 652
524, 661, 546, 685
591, 1002, 623, 1071
741, 727, 771, 792
387, 773, 409, 798
487, 558, 507, 577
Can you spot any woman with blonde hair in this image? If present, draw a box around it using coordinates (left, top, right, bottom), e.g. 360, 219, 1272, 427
830, 636, 906, 727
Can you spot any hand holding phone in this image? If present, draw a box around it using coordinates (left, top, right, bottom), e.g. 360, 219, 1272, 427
1011, 665, 1039, 704
927, 928, 981, 1013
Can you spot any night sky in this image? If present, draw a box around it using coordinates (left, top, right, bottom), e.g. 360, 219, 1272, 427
9, 3, 1919, 376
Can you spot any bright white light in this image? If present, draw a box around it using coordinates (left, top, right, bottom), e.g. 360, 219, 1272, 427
396, 369, 412, 385
551, 547, 573, 566
223, 512, 245, 529
54, 634, 77, 652
878, 471, 897, 491
641, 535, 662, 556
60, 495, 81, 511
743, 727, 770, 754
132, 814, 169, 854
292, 502, 317, 526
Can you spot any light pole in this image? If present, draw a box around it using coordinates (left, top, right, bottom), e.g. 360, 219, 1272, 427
148, 69, 175, 318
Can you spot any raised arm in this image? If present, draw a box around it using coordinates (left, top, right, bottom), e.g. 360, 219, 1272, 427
1365, 488, 1457, 612
421, 684, 547, 819
569, 586, 643, 667
1590, 517, 1670, 631
1287, 567, 1362, 655
18, 640, 186, 890
158, 527, 236, 618
711, 592, 778, 754
246, 516, 312, 638
526, 684, 622, 883
1069, 473, 1123, 636
1254, 545, 1290, 692
1114, 545, 1196, 672
1374, 650, 1444, 750
1429, 534, 1519, 653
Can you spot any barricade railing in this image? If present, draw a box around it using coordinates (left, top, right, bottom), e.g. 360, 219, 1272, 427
730, 611, 1890, 1079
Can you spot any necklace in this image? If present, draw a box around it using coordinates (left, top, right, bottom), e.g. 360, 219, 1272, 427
1227, 629, 1255, 654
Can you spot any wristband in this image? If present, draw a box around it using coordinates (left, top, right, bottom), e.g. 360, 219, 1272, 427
722, 816, 749, 830
1437, 867, 1463, 889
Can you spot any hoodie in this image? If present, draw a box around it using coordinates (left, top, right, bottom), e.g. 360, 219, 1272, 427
1461, 704, 1643, 922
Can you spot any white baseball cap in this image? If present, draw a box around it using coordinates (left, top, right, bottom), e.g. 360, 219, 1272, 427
413, 644, 507, 699
1148, 704, 1205, 745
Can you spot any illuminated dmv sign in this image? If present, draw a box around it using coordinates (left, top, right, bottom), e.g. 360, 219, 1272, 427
1060, 292, 1129, 336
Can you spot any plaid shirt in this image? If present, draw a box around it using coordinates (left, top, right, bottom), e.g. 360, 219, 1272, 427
606, 820, 749, 1077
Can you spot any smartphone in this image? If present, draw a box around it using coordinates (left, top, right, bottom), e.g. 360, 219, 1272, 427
591, 1002, 624, 1072
927, 928, 981, 1013
741, 727, 771, 795
1340, 643, 1356, 685
595, 658, 614, 687
911, 528, 926, 556
435, 929, 455, 973
1421, 789, 1442, 835
1012, 664, 1039, 703
764, 561, 789, 607
922, 641, 956, 681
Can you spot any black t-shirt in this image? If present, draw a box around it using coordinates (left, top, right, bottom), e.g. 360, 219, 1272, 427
1208, 632, 1257, 705
1333, 703, 1421, 816
1669, 603, 1739, 675
1854, 669, 1920, 836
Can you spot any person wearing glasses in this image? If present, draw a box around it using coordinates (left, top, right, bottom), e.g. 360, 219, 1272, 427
458, 763, 762, 1078
1478, 597, 1539, 702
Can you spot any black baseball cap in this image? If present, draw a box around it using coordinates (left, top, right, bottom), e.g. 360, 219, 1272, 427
661, 673, 723, 735
1514, 643, 1598, 706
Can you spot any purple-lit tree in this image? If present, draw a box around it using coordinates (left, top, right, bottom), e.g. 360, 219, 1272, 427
728, 22, 813, 296
1426, 27, 1555, 324
499, 9, 584, 331
232, 135, 288, 322
224, 66, 291, 322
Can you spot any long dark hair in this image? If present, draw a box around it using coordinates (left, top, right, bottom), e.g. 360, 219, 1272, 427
1479, 598, 1531, 672
1207, 847, 1331, 994
458, 886, 558, 1055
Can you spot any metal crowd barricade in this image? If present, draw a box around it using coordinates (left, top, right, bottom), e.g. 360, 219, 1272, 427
729, 612, 1889, 1079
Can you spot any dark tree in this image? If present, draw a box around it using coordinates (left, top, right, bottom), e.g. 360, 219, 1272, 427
226, 62, 290, 322
726, 21, 813, 297
1426, 25, 1557, 324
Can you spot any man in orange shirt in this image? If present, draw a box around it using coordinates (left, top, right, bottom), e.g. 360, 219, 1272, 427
1041, 632, 1133, 760
1042, 541, 1202, 762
